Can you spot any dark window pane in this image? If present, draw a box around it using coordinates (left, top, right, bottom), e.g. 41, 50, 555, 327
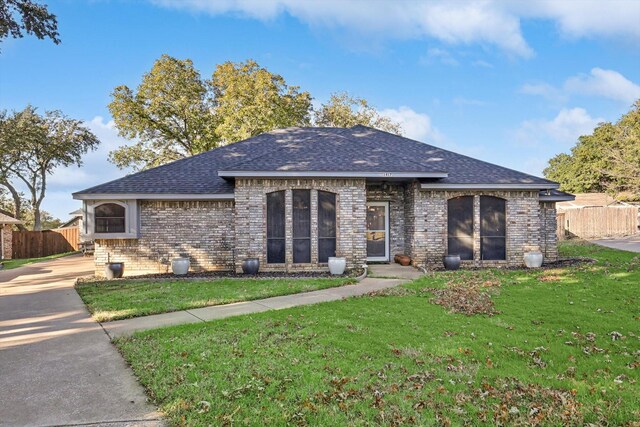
447, 196, 473, 238
267, 191, 285, 238
318, 191, 336, 262
480, 196, 506, 237
318, 238, 336, 263
447, 237, 474, 260
95, 203, 125, 218
480, 196, 506, 260
447, 196, 473, 258
318, 191, 336, 238
267, 191, 286, 263
293, 239, 311, 263
94, 203, 125, 233
267, 239, 285, 264
481, 237, 506, 260
292, 190, 310, 238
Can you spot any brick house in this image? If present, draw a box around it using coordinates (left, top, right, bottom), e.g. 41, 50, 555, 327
73, 125, 574, 277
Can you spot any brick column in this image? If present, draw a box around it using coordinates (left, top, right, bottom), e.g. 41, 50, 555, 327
2, 224, 13, 259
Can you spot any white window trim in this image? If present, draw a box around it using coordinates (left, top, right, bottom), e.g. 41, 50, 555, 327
83, 199, 139, 240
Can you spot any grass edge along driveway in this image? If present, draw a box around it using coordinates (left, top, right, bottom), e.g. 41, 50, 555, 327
0, 251, 77, 270
115, 241, 640, 426
77, 276, 356, 322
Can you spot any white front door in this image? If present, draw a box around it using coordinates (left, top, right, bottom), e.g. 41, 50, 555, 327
366, 202, 389, 261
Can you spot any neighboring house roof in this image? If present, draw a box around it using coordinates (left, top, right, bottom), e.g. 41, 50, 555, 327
539, 189, 576, 202
557, 192, 619, 209
74, 125, 558, 199
0, 213, 22, 225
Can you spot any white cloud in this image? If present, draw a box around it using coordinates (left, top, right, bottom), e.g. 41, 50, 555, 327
152, 0, 532, 56
379, 106, 444, 143
564, 68, 640, 104
514, 107, 603, 147
420, 47, 459, 66
519, 82, 566, 103
151, 0, 640, 56
521, 68, 640, 104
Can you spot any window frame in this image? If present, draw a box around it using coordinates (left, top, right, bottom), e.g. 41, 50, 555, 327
266, 191, 286, 264
317, 191, 337, 263
292, 189, 311, 264
94, 202, 126, 234
446, 196, 474, 260
479, 196, 507, 261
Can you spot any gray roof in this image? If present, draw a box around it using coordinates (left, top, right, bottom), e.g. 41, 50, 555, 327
74, 125, 557, 197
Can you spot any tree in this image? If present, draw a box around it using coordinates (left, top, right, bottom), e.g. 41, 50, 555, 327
108, 55, 218, 170
212, 59, 312, 143
314, 92, 403, 135
0, 106, 99, 230
544, 100, 640, 199
0, 0, 60, 47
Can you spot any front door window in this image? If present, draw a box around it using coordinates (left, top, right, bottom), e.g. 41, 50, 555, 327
366, 202, 389, 261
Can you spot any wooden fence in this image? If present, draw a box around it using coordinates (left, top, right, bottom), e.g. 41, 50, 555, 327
557, 206, 638, 240
12, 227, 80, 259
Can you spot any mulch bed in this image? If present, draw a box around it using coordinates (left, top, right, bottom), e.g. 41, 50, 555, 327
429, 257, 596, 272
80, 270, 363, 283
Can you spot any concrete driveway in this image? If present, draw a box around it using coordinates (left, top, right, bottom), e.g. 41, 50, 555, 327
591, 235, 640, 253
0, 255, 162, 427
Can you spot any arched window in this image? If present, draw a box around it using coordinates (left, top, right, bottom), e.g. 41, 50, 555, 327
480, 196, 506, 260
447, 196, 473, 260
95, 203, 125, 233
266, 191, 286, 263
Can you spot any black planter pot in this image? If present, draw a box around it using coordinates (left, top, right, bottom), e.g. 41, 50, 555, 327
105, 262, 124, 279
242, 258, 260, 275
442, 255, 461, 271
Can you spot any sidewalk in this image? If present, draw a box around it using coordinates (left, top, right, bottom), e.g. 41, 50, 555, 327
103, 276, 408, 338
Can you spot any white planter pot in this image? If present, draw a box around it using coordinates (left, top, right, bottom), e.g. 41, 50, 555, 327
171, 257, 190, 275
524, 251, 543, 268
328, 257, 346, 275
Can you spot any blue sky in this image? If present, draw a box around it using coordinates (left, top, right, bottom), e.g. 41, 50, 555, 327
1, 0, 639, 220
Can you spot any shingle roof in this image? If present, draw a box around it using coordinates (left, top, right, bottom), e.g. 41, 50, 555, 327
74, 125, 557, 197
0, 213, 22, 224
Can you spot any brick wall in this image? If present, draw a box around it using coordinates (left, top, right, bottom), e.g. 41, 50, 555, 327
1, 224, 12, 259
234, 178, 367, 273
366, 183, 406, 257
539, 201, 558, 262
94, 200, 234, 277
408, 189, 543, 268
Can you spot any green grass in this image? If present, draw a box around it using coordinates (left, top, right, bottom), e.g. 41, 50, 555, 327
116, 241, 640, 426
0, 251, 77, 270
77, 277, 356, 322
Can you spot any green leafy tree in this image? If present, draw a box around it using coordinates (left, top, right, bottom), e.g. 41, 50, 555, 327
211, 59, 312, 143
108, 56, 312, 170
0, 106, 100, 230
0, 0, 60, 47
544, 100, 640, 199
314, 92, 403, 135
108, 55, 218, 170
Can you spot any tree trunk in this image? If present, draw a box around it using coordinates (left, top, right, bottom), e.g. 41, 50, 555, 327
33, 202, 42, 231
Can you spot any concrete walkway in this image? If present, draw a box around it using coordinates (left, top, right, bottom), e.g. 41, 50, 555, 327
0, 255, 162, 427
591, 235, 640, 253
103, 276, 410, 338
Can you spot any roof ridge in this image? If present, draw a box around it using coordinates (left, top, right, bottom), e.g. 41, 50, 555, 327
347, 125, 555, 184
222, 127, 447, 173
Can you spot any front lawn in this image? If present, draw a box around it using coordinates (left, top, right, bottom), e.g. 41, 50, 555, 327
116, 241, 639, 426
0, 251, 77, 270
77, 277, 356, 322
